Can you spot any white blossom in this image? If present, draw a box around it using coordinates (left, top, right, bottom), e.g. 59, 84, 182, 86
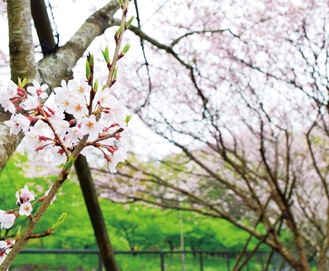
0, 211, 16, 229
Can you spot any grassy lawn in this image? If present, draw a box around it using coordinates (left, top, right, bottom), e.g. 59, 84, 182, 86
11, 251, 282, 271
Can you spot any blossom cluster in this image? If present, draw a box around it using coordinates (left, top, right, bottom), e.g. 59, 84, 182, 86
0, 78, 130, 172
0, 76, 130, 268
0, 185, 44, 267
0, 239, 14, 268
0, 186, 35, 229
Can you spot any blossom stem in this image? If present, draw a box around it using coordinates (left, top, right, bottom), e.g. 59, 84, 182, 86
106, 0, 130, 87
86, 127, 124, 146
0, 136, 88, 270
0, 169, 68, 270
43, 118, 70, 157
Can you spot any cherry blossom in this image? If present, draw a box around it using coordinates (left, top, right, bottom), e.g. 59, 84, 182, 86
16, 185, 35, 205
51, 146, 67, 165
0, 239, 15, 269
0, 77, 130, 170
26, 81, 48, 100
108, 147, 127, 173
0, 211, 16, 229
103, 102, 129, 127
18, 202, 33, 216
94, 88, 117, 107
0, 80, 131, 252
4, 114, 30, 135
65, 96, 88, 119
21, 94, 39, 111
53, 80, 72, 112
80, 114, 103, 140
0, 76, 130, 256
67, 78, 91, 97
0, 81, 18, 113
0, 241, 8, 266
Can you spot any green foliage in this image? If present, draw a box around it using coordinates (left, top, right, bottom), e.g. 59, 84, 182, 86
1, 154, 271, 253
85, 59, 91, 80
17, 78, 27, 87
0, 153, 296, 270
0, 154, 28, 208
102, 45, 110, 63
125, 16, 134, 29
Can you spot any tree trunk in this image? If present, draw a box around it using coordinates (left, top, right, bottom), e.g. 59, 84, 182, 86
75, 155, 119, 271
8, 0, 38, 82
0, 0, 39, 172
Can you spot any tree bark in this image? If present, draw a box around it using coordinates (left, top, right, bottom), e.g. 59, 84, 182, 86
31, 0, 57, 55
0, 0, 39, 171
7, 0, 38, 82
75, 155, 119, 271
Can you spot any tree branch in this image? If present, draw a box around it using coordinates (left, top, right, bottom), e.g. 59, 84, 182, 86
0, 0, 120, 171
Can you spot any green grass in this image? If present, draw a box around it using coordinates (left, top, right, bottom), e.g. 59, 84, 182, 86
12, 253, 100, 271
11, 251, 283, 271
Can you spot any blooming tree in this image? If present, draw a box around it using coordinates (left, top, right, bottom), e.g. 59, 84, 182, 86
0, 0, 132, 270
82, 0, 329, 270
2, 0, 329, 270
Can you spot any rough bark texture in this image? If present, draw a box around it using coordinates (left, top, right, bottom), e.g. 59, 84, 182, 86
0, 0, 119, 171
0, 111, 23, 171
7, 0, 38, 82
0, 0, 38, 171
37, 0, 119, 90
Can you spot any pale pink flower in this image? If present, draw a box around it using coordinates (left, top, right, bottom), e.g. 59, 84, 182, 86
68, 78, 91, 97
0, 211, 16, 229
0, 240, 8, 266
80, 114, 102, 139
7, 80, 18, 97
108, 148, 127, 173
0, 97, 16, 113
23, 127, 46, 157
26, 81, 48, 99
21, 95, 39, 110
54, 80, 72, 111
66, 96, 88, 119
0, 240, 7, 249
51, 147, 67, 165
0, 82, 18, 113
4, 114, 31, 135
65, 126, 83, 145
102, 101, 129, 127
19, 202, 33, 216
0, 81, 18, 113
94, 88, 117, 107
0, 239, 15, 266
16, 185, 35, 205
44, 98, 59, 115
